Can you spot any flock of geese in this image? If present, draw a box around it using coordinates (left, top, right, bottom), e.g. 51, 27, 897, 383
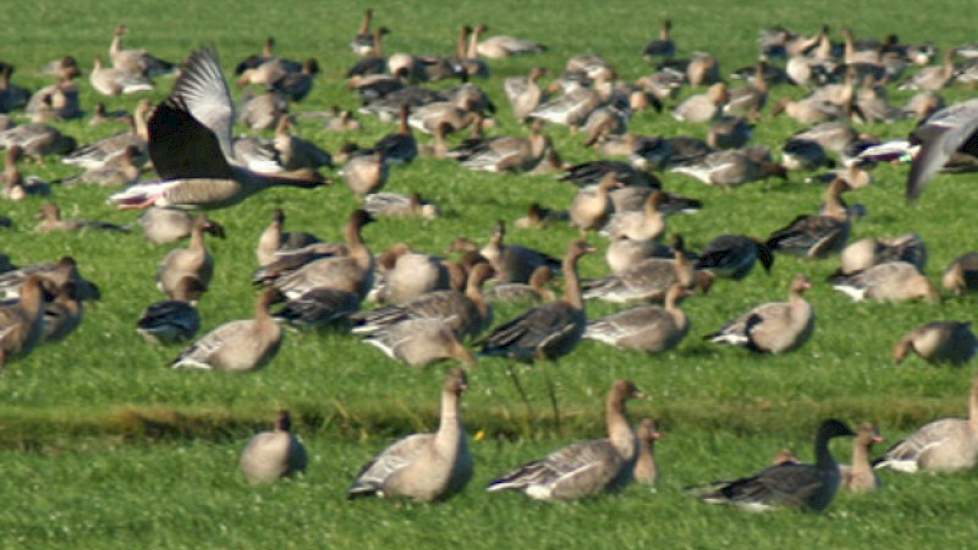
2, 12, 978, 510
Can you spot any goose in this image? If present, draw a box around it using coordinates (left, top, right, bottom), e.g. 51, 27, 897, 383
341, 150, 387, 196
363, 192, 439, 220
363, 318, 477, 367
829, 262, 938, 303
487, 379, 642, 500
368, 244, 453, 305
480, 240, 594, 362
349, 9, 376, 56
584, 238, 712, 303
874, 373, 978, 473
272, 286, 361, 329
0, 257, 100, 302
273, 117, 333, 171
839, 423, 883, 493
695, 235, 774, 280
634, 419, 663, 486
239, 91, 288, 131
670, 148, 786, 188
569, 173, 622, 233
255, 209, 320, 267
690, 419, 855, 512
63, 100, 150, 169
765, 179, 851, 258
171, 288, 282, 372
707, 116, 752, 149
899, 49, 956, 91
271, 58, 319, 102
348, 368, 472, 501
90, 56, 154, 96
600, 190, 666, 241
108, 48, 324, 211
372, 104, 417, 164
643, 20, 675, 58
706, 274, 814, 354
3, 146, 51, 200
672, 83, 728, 123
136, 277, 205, 344
41, 282, 83, 343
108, 25, 174, 77
477, 33, 546, 59
240, 411, 307, 485
585, 283, 690, 353
63, 144, 142, 187
156, 215, 224, 299
485, 266, 555, 304
893, 321, 977, 366
514, 202, 568, 229
476, 221, 561, 283
137, 207, 222, 245
269, 210, 375, 300
560, 160, 660, 188
505, 67, 548, 123
0, 275, 46, 368
943, 252, 978, 295
0, 123, 76, 159
837, 234, 926, 275
34, 202, 129, 233
353, 263, 494, 339
904, 98, 978, 201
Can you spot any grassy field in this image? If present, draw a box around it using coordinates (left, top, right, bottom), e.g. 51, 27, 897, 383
2, 0, 978, 547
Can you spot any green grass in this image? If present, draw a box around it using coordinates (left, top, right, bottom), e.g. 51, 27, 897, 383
2, 0, 978, 547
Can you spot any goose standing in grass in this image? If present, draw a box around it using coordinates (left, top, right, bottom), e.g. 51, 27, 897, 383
829, 262, 938, 303
706, 274, 814, 354
585, 283, 690, 353
695, 235, 774, 280
689, 419, 855, 512
943, 252, 978, 295
240, 410, 307, 485
837, 234, 927, 275
672, 83, 728, 123
34, 202, 129, 234
874, 374, 978, 473
157, 215, 223, 299
90, 56, 153, 96
487, 379, 643, 501
255, 209, 320, 267
108, 48, 325, 210
171, 288, 282, 372
840, 423, 883, 493
348, 368, 472, 501
905, 98, 978, 201
136, 277, 205, 344
634, 419, 663, 486
765, 179, 852, 258
893, 321, 977, 366
0, 275, 45, 368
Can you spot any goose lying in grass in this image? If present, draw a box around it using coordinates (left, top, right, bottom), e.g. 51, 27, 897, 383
240, 410, 307, 485
706, 274, 813, 354
893, 321, 977, 366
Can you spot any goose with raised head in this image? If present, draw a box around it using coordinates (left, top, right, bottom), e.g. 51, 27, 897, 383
269, 210, 375, 300
364, 192, 439, 220
672, 83, 728, 123
634, 419, 663, 486
695, 235, 774, 280
874, 374, 978, 473
157, 215, 223, 299
0, 275, 46, 368
487, 380, 643, 500
136, 277, 205, 344
690, 419, 855, 512
475, 221, 561, 283
829, 261, 938, 303
765, 179, 851, 258
480, 240, 594, 362
108, 24, 174, 77
171, 288, 282, 372
90, 56, 153, 96
706, 274, 814, 354
240, 410, 307, 485
34, 202, 129, 233
893, 321, 977, 366
108, 48, 325, 210
255, 209, 320, 267
840, 423, 884, 493
348, 368, 472, 501
585, 283, 690, 354
943, 252, 978, 295
837, 234, 926, 275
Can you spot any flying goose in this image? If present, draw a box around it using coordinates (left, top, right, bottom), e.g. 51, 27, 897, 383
874, 373, 978, 473
695, 235, 774, 280
171, 288, 282, 372
837, 234, 927, 275
634, 419, 663, 486
829, 261, 938, 303
240, 410, 307, 485
348, 368, 473, 501
157, 215, 224, 299
585, 283, 690, 353
905, 98, 978, 201
765, 179, 852, 258
35, 202, 129, 233
136, 277, 205, 344
706, 274, 814, 354
0, 275, 46, 368
108, 48, 325, 210
893, 321, 977, 366
943, 252, 978, 295
487, 379, 642, 500
690, 419, 855, 512
839, 423, 884, 493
